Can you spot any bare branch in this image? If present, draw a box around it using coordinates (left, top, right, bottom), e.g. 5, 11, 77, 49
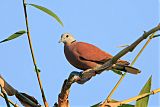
101, 88, 160, 107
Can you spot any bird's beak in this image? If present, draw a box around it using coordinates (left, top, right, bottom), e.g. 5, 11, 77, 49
59, 34, 63, 43
58, 39, 62, 43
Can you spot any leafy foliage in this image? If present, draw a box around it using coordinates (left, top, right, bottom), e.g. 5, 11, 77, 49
135, 76, 152, 107
118, 104, 134, 107
28, 4, 63, 27
90, 102, 101, 107
152, 34, 160, 38
0, 30, 26, 43
112, 69, 123, 75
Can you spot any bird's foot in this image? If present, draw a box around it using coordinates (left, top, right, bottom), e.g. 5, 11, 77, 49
81, 69, 96, 78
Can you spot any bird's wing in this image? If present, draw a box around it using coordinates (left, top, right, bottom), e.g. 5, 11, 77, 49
76, 42, 113, 63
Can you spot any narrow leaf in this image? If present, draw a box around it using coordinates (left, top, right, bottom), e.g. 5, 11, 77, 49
152, 34, 160, 38
91, 102, 101, 107
16, 92, 41, 107
28, 4, 63, 27
135, 76, 152, 107
0, 75, 17, 96
112, 69, 123, 75
118, 104, 134, 107
0, 30, 26, 43
110, 99, 119, 103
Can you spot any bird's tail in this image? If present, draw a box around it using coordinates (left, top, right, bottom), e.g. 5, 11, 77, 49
112, 64, 141, 74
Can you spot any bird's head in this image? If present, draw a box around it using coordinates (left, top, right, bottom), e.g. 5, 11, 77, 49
59, 33, 76, 45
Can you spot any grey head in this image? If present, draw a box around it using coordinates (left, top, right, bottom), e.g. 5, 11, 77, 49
59, 33, 76, 45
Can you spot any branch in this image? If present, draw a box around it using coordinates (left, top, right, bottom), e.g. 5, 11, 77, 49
56, 24, 160, 107
102, 88, 160, 107
96, 24, 160, 73
57, 72, 85, 107
102, 32, 157, 106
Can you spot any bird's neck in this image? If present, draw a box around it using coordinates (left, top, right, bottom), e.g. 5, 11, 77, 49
71, 40, 76, 44
65, 40, 76, 46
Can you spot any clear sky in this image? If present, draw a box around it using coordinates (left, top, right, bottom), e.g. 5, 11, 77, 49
0, 0, 159, 107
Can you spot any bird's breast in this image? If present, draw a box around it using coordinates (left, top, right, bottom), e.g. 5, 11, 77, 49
64, 45, 82, 69
64, 42, 105, 70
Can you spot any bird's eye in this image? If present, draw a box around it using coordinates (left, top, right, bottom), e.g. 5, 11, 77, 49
66, 35, 69, 38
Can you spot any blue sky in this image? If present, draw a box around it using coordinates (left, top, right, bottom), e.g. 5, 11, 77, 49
0, 0, 159, 106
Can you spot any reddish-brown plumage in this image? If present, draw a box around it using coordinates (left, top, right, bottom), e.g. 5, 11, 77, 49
60, 33, 140, 74
64, 41, 129, 70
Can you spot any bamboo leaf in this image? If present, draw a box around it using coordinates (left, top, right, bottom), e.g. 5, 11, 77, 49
110, 99, 119, 103
16, 92, 41, 107
28, 4, 63, 27
0, 30, 26, 43
90, 102, 101, 107
135, 76, 152, 107
118, 104, 134, 107
0, 75, 17, 96
112, 69, 123, 75
152, 34, 160, 38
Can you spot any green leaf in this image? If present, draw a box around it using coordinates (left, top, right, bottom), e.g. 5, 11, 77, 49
110, 99, 119, 103
0, 30, 26, 43
90, 102, 101, 107
112, 69, 123, 75
118, 104, 134, 107
28, 4, 63, 27
152, 34, 160, 38
135, 76, 152, 107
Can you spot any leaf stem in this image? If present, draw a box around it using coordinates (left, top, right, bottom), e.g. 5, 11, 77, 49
22, 0, 48, 107
130, 32, 156, 66
0, 93, 19, 107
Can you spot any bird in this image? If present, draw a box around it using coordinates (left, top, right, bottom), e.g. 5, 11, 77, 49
59, 33, 140, 74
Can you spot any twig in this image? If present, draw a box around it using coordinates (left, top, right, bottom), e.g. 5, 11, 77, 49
130, 32, 156, 66
0, 86, 10, 107
96, 24, 160, 73
103, 88, 160, 107
57, 24, 160, 107
0, 93, 19, 107
22, 0, 48, 107
102, 32, 157, 106
120, 88, 160, 104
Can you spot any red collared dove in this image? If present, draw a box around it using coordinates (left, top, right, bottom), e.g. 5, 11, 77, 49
59, 33, 140, 74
